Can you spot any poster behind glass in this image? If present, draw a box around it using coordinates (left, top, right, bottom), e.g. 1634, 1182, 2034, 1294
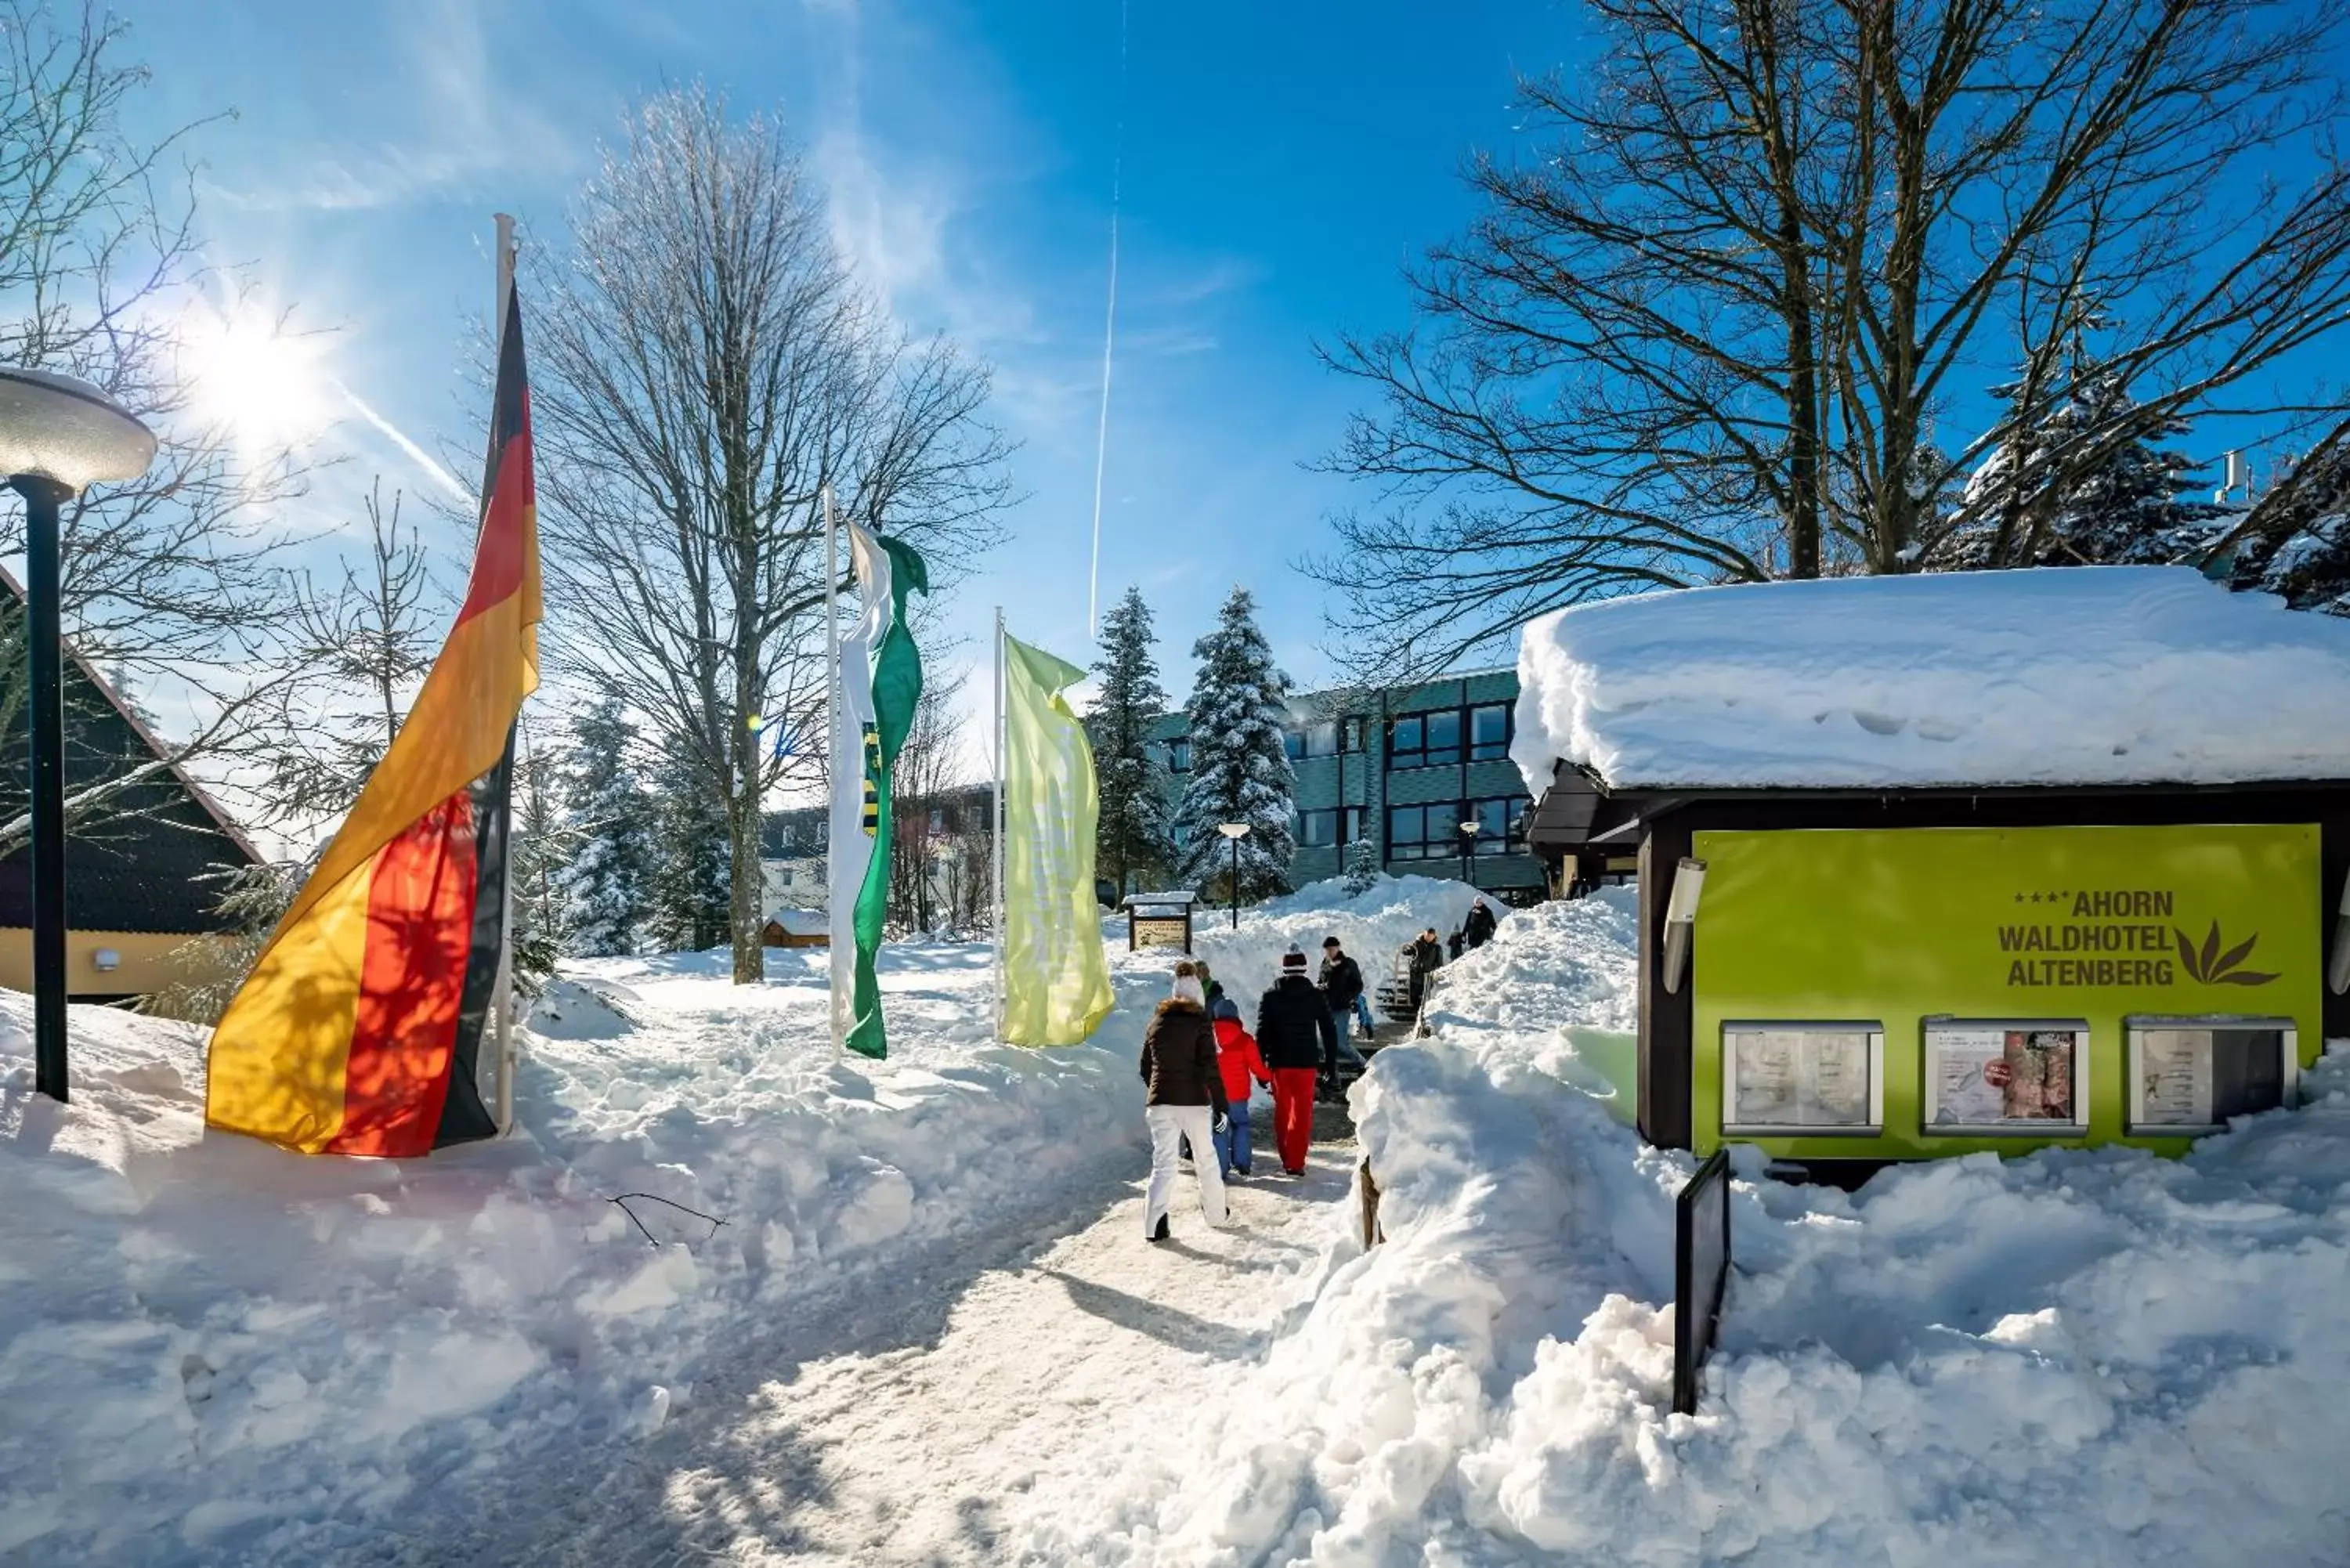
1925, 1021, 2085, 1133
1723, 1024, 1881, 1134
2128, 1020, 2294, 1134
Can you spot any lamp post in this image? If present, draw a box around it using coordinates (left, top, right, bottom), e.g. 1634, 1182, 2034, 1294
1216, 822, 1250, 930
1459, 818, 1481, 887
0, 367, 157, 1104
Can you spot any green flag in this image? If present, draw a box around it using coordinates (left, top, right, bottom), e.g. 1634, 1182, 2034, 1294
1001, 633, 1115, 1046
830, 522, 927, 1060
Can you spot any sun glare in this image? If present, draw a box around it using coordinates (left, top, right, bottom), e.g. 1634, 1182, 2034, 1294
183, 301, 334, 461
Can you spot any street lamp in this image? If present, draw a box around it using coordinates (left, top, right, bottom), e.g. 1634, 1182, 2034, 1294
1216, 822, 1250, 930
1459, 817, 1481, 886
0, 367, 157, 1104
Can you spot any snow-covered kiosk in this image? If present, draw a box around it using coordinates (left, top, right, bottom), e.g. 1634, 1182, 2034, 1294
1514, 567, 2350, 1172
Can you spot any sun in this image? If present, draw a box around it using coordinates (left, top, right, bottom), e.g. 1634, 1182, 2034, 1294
181, 299, 335, 461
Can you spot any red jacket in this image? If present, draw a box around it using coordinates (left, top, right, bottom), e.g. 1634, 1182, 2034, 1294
1213, 1017, 1274, 1103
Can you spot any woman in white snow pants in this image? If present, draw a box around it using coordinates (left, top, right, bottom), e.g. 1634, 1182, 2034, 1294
1137, 963, 1230, 1241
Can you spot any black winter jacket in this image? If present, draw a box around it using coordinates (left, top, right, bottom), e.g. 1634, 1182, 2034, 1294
1256, 975, 1338, 1071
1318, 952, 1365, 1010
1139, 1001, 1228, 1113
1463, 904, 1498, 949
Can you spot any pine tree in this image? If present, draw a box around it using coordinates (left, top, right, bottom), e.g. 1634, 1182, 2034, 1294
1090, 585, 1173, 898
1343, 836, 1379, 897
507, 724, 567, 992
649, 745, 731, 952
1946, 370, 2225, 569
559, 696, 655, 956
1173, 587, 1296, 902
2227, 440, 2350, 616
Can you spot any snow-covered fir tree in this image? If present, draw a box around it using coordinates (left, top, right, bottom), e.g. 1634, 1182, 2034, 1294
506, 724, 566, 992
1342, 836, 1379, 896
1173, 587, 1296, 902
1089, 585, 1173, 898
1943, 369, 2225, 569
559, 696, 655, 956
648, 745, 731, 952
2227, 440, 2350, 616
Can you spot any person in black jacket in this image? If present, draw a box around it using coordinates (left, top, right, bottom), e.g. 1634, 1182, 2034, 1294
1256, 948, 1337, 1176
1138, 961, 1229, 1240
1318, 936, 1371, 1071
1462, 899, 1498, 950
1408, 927, 1444, 1005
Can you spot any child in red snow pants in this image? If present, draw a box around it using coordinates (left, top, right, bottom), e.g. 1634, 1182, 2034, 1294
1271, 1066, 1319, 1174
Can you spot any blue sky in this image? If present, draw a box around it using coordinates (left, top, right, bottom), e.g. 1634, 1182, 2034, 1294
108, 0, 1577, 733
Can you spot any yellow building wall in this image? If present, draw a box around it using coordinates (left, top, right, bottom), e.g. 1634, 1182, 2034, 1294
0, 929, 239, 996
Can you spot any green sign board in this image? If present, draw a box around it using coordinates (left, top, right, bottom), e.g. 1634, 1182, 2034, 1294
1691, 823, 2321, 1159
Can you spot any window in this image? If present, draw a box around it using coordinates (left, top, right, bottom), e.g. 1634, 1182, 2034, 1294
1166, 737, 1191, 772
1296, 808, 1337, 847
1390, 709, 1463, 768
1285, 722, 1340, 761
1340, 805, 1369, 846
1284, 729, 1305, 761
1340, 717, 1367, 753
1390, 800, 1523, 862
1468, 796, 1523, 854
1387, 804, 1434, 860
1470, 703, 1512, 761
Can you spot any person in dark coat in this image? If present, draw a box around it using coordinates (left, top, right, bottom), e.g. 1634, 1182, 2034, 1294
1256, 948, 1337, 1176
1462, 899, 1498, 950
1318, 936, 1371, 1071
1408, 927, 1444, 1005
1139, 961, 1230, 1239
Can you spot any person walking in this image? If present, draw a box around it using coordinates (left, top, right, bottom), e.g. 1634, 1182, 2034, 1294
1408, 927, 1444, 1006
1462, 898, 1498, 951
1256, 948, 1337, 1176
1318, 936, 1370, 1078
1209, 996, 1272, 1176
1138, 961, 1230, 1240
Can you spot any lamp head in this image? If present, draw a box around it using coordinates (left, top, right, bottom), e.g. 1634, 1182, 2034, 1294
0, 367, 156, 493
1216, 822, 1250, 840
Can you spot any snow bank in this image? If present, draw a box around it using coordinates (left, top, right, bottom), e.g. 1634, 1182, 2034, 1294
1512, 566, 2350, 795
0, 941, 1151, 1563
1037, 887, 2350, 1566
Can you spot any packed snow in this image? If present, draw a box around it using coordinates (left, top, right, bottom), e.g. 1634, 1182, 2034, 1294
1512, 565, 2350, 795
1030, 888, 2350, 1566
13, 869, 2348, 1565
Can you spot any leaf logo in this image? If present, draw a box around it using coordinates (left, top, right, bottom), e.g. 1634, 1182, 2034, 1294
2173, 919, 2279, 986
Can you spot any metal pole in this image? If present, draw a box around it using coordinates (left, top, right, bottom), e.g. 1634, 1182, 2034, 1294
15, 475, 70, 1103
991, 608, 1005, 1039
490, 211, 520, 1134
824, 484, 842, 1051
1230, 835, 1239, 931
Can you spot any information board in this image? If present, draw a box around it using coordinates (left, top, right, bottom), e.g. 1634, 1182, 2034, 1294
1690, 822, 2321, 1159
1721, 1023, 1882, 1135
2126, 1017, 2296, 1135
1131, 916, 1191, 952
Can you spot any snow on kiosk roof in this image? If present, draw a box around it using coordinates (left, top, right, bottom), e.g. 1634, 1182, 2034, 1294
1512, 566, 2350, 797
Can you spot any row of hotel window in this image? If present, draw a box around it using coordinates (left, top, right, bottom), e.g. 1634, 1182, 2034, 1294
1718, 1017, 2296, 1140
1292, 797, 1524, 854
1159, 703, 1514, 773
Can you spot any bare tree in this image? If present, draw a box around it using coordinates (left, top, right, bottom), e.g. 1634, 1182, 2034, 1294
0, 0, 312, 851
887, 666, 969, 934
1312, 0, 2350, 676
528, 85, 1010, 984
262, 479, 442, 823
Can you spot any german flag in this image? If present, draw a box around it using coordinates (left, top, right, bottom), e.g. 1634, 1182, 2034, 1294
205, 287, 541, 1157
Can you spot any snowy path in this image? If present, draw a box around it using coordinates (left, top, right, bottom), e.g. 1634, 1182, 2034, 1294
387, 1100, 1354, 1566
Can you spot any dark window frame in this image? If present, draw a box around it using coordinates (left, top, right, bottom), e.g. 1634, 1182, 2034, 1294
1297, 807, 1338, 847
1469, 703, 1513, 761
1388, 707, 1465, 769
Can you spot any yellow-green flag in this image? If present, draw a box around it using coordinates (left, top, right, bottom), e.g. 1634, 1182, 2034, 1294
1002, 634, 1115, 1046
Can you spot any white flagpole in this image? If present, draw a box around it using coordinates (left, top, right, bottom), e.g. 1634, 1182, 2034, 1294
992, 608, 1006, 1042
491, 211, 520, 1136
824, 484, 843, 1053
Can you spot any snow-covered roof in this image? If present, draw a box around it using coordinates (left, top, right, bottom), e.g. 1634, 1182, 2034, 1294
764, 907, 828, 936
1512, 566, 2350, 795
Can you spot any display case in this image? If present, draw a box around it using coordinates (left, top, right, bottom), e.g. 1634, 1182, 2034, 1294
1720, 1022, 1885, 1136
1922, 1018, 2089, 1136
2125, 1016, 2298, 1136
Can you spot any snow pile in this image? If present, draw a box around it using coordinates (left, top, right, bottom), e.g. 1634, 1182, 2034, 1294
1168, 873, 1491, 1003
1036, 888, 2350, 1566
1512, 565, 2350, 794
0, 940, 1152, 1563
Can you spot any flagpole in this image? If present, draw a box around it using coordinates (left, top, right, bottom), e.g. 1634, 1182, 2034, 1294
992, 607, 1006, 1042
490, 211, 520, 1136
825, 484, 844, 1053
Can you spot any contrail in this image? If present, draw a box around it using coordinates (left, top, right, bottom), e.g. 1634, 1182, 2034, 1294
334, 379, 472, 504
1086, 0, 1130, 641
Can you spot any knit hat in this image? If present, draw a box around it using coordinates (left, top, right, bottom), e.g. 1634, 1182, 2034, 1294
1281, 948, 1308, 973
1322, 936, 1342, 950
1172, 959, 1205, 1006
1212, 996, 1240, 1021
